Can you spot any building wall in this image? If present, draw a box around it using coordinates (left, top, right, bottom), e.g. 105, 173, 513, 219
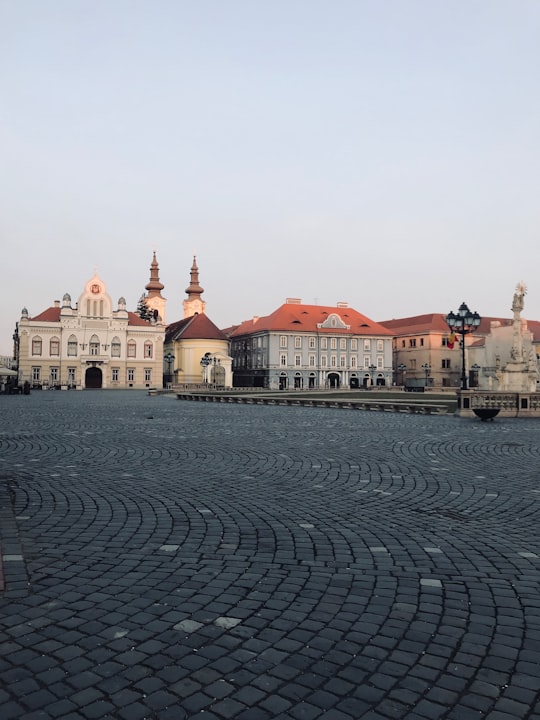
232, 330, 393, 389
166, 338, 232, 387
16, 275, 165, 390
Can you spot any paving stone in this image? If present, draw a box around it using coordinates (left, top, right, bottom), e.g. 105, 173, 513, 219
2, 395, 540, 720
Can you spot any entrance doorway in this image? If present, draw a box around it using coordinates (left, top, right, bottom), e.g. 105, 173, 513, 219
85, 367, 102, 389
328, 373, 340, 389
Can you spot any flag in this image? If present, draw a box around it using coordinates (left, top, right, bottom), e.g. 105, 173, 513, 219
447, 333, 456, 349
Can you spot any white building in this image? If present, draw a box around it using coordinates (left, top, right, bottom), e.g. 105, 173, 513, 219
15, 261, 166, 390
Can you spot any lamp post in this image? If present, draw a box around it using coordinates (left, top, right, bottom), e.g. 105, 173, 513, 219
446, 302, 481, 390
369, 364, 377, 387
397, 363, 407, 387
200, 352, 212, 387
471, 363, 481, 388
164, 352, 175, 386
422, 363, 431, 388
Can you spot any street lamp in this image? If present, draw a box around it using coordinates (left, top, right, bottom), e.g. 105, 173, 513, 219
200, 352, 212, 386
164, 352, 175, 386
422, 363, 431, 388
397, 363, 407, 387
369, 364, 377, 387
446, 302, 481, 390
471, 363, 481, 388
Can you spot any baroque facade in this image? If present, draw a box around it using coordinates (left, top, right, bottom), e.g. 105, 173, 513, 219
163, 256, 233, 387
228, 299, 393, 390
15, 263, 165, 390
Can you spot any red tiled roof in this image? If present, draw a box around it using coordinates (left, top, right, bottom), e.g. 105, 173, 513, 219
166, 313, 228, 343
127, 311, 153, 326
230, 303, 392, 337
30, 307, 153, 327
31, 307, 61, 322
379, 314, 513, 336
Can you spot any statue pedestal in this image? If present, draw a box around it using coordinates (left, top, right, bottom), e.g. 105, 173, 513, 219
500, 362, 537, 393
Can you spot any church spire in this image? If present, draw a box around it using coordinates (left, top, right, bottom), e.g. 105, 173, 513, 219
145, 251, 165, 298
183, 255, 206, 318
144, 251, 166, 324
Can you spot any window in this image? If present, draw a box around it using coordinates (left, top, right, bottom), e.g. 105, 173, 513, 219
280, 335, 287, 348
294, 355, 301, 367
32, 337, 42, 356
111, 338, 121, 357
127, 368, 135, 382
401, 339, 406, 348
112, 368, 119, 382
340, 355, 346, 367
280, 354, 287, 367
410, 359, 417, 370
364, 356, 370, 368
67, 335, 77, 356
351, 339, 358, 351
377, 356, 384, 369
127, 341, 136, 358
294, 336, 302, 349
144, 342, 153, 358
420, 338, 424, 347
90, 335, 100, 355
377, 339, 384, 352
309, 354, 316, 367
330, 337, 337, 350
364, 339, 371, 351
409, 338, 417, 348
50, 367, 59, 383
351, 356, 357, 368
321, 338, 328, 350
68, 367, 76, 384
442, 337, 448, 347
442, 358, 451, 369
32, 367, 41, 382
340, 338, 346, 350
309, 336, 316, 349
321, 356, 327, 367
144, 368, 152, 382
50, 338, 60, 356
331, 355, 337, 367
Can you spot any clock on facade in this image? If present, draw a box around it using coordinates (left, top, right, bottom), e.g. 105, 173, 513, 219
91, 284, 101, 294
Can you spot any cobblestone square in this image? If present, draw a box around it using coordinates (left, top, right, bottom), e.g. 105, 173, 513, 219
1, 391, 539, 719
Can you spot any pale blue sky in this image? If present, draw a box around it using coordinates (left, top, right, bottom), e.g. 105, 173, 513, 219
1, 1, 539, 354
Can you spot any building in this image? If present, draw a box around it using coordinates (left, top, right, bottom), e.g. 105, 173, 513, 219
228, 299, 393, 390
380, 310, 538, 389
14, 260, 165, 390
163, 257, 232, 387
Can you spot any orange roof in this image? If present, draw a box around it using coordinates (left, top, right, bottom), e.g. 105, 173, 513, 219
230, 302, 392, 337
30, 306, 152, 327
166, 313, 228, 343
31, 307, 61, 322
380, 313, 512, 336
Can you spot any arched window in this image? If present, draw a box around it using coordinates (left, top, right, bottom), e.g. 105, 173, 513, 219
32, 337, 42, 356
111, 337, 121, 357
50, 337, 60, 356
144, 341, 153, 358
89, 334, 100, 356
127, 341, 136, 358
67, 335, 77, 356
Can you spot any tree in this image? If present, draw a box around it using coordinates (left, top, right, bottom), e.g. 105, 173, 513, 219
137, 294, 154, 322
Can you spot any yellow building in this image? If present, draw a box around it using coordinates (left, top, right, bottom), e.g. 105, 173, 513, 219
164, 256, 232, 387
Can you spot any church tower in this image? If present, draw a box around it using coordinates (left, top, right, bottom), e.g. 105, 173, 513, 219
145, 251, 166, 323
183, 255, 206, 318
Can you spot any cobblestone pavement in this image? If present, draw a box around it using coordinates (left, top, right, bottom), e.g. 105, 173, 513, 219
1, 391, 539, 720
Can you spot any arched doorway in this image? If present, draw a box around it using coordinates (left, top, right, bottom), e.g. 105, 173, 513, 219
294, 372, 303, 389
279, 372, 288, 390
350, 374, 359, 389
85, 367, 102, 389
328, 373, 340, 389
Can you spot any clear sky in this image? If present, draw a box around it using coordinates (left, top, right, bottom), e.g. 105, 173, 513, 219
1, 1, 539, 355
